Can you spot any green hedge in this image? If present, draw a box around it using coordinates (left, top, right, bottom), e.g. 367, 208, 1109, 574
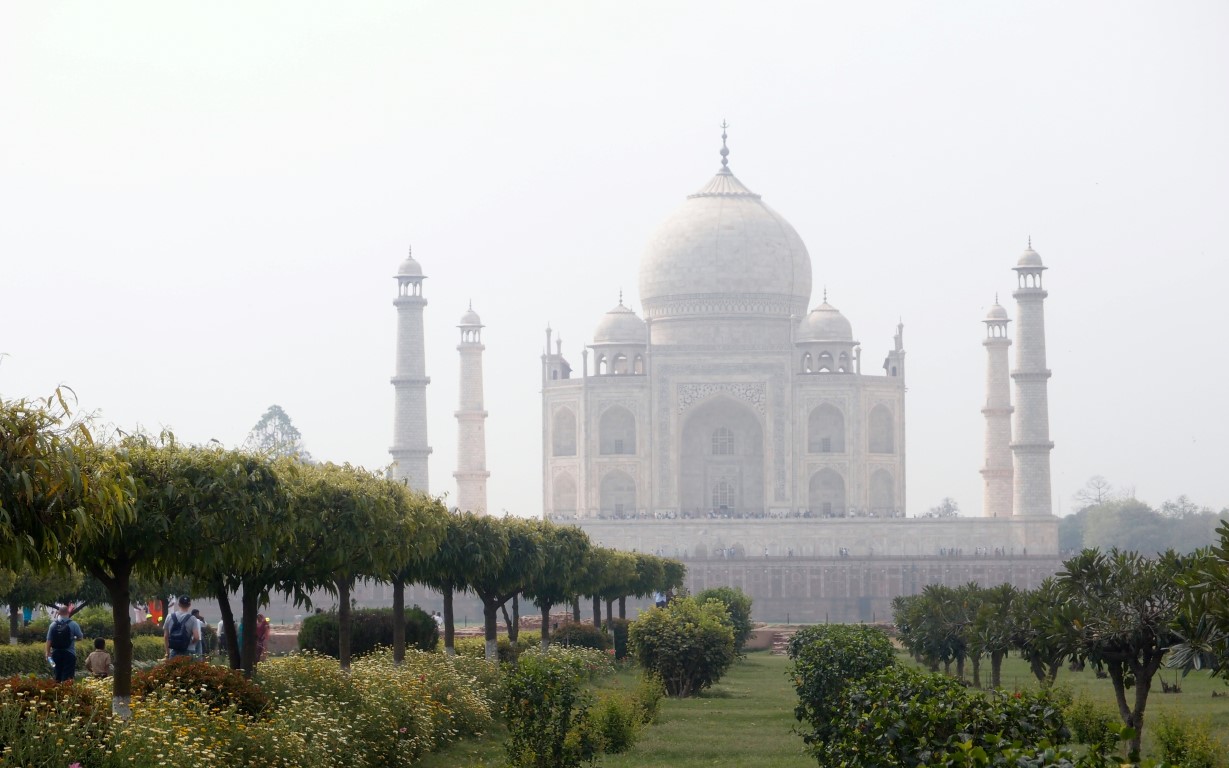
0, 636, 166, 677
6, 607, 169, 644
298, 607, 438, 658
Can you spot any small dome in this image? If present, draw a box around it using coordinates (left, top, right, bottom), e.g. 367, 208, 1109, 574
459, 306, 482, 326
397, 248, 423, 277
985, 303, 1009, 321
593, 302, 647, 345
798, 302, 853, 342
1017, 247, 1044, 268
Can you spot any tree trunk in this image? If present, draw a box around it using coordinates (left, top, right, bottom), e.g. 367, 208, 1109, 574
618, 596, 626, 619
392, 577, 406, 665
605, 598, 613, 627
956, 655, 965, 680
540, 602, 552, 651
1128, 656, 1160, 763
943, 659, 951, 676
97, 567, 134, 718
592, 596, 601, 629
510, 594, 519, 642
442, 585, 456, 656
991, 651, 1004, 688
337, 579, 353, 671
240, 587, 260, 678
483, 599, 499, 662
572, 597, 581, 622
971, 656, 981, 688
1045, 660, 1060, 687
214, 581, 241, 670
8, 601, 19, 645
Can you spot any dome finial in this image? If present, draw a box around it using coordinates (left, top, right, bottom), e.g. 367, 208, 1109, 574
1027, 235, 1032, 249
619, 288, 624, 306
823, 286, 828, 303
995, 292, 999, 304
719, 119, 730, 171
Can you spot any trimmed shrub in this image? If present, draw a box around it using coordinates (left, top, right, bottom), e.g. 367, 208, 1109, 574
297, 606, 438, 658
1151, 711, 1224, 768
454, 632, 541, 662
11, 608, 165, 644
628, 596, 735, 697
502, 650, 601, 768
0, 675, 105, 722
590, 690, 640, 753
787, 623, 896, 744
0, 635, 164, 677
811, 664, 1069, 767
605, 617, 631, 659
632, 672, 665, 724
133, 655, 270, 716
553, 621, 609, 651
696, 586, 754, 652
1063, 691, 1117, 746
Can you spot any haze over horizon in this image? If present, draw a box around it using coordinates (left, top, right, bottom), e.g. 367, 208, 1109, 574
3, 2, 1226, 517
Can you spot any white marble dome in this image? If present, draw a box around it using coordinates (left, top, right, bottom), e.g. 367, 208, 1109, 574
985, 303, 1009, 321
460, 306, 482, 326
397, 249, 423, 277
593, 302, 647, 344
798, 301, 853, 342
1017, 246, 1044, 268
638, 167, 812, 322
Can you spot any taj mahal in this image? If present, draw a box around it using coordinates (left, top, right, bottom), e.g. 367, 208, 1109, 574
388, 129, 1061, 622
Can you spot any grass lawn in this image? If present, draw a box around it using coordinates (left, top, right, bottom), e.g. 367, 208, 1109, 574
418, 651, 811, 768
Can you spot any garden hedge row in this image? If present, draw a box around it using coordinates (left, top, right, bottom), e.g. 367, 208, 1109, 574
298, 607, 438, 658
0, 636, 166, 677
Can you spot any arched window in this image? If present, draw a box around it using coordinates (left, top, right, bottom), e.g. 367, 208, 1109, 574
597, 356, 608, 375
633, 355, 644, 374
817, 351, 833, 372
802, 352, 813, 373
808, 469, 846, 518
599, 470, 636, 517
711, 427, 735, 456
552, 408, 577, 456
838, 352, 850, 373
870, 469, 894, 514
712, 480, 735, 510
868, 405, 894, 454
807, 404, 845, 453
599, 406, 636, 455
553, 473, 577, 515
613, 353, 628, 375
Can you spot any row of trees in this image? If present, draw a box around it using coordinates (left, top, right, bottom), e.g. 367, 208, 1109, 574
0, 392, 685, 716
1063, 476, 1226, 554
893, 536, 1229, 761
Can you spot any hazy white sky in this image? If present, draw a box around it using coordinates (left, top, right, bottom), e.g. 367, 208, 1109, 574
3, 2, 1227, 517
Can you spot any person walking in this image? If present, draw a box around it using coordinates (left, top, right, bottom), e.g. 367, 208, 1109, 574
163, 596, 201, 660
44, 605, 84, 682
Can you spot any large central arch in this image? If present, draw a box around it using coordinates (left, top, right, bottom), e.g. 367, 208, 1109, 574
679, 395, 764, 516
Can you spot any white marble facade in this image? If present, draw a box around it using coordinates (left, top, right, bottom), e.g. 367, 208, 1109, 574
541, 146, 908, 522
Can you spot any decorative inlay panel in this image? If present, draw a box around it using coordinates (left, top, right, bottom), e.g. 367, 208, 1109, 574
677, 382, 767, 415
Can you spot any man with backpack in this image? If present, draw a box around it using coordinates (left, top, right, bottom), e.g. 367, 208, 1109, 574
163, 596, 201, 660
44, 604, 84, 683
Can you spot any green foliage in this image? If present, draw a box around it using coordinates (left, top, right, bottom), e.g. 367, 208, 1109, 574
297, 606, 439, 658
455, 631, 542, 662
605, 617, 631, 659
1062, 691, 1117, 746
0, 635, 164, 676
553, 621, 609, 651
589, 689, 640, 753
1150, 711, 1225, 768
502, 650, 601, 768
695, 586, 754, 652
1064, 495, 1225, 555
631, 671, 665, 724
787, 623, 897, 743
133, 656, 270, 716
810, 664, 1069, 767
628, 596, 735, 697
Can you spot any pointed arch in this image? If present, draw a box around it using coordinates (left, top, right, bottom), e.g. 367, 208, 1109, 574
599, 470, 636, 517
553, 473, 577, 515
807, 404, 845, 453
809, 469, 846, 518
870, 468, 895, 514
552, 407, 577, 456
599, 406, 636, 455
868, 404, 894, 454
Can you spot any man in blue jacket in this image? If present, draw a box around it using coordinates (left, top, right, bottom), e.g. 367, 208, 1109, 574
44, 605, 84, 682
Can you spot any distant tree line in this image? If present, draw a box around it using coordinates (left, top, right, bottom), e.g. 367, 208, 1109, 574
1061, 476, 1226, 554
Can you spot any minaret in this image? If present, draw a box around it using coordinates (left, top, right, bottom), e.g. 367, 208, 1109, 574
454, 302, 489, 514
1010, 242, 1054, 517
980, 298, 1013, 518
389, 247, 431, 489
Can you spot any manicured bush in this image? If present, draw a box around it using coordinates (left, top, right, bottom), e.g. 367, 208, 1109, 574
628, 596, 735, 697
502, 650, 601, 768
810, 664, 1069, 767
787, 623, 896, 745
133, 656, 270, 717
10, 608, 166, 644
1063, 691, 1117, 746
454, 631, 541, 662
632, 672, 665, 724
0, 635, 164, 677
1151, 711, 1224, 768
590, 689, 640, 753
696, 586, 754, 652
605, 617, 631, 659
0, 677, 112, 767
297, 606, 438, 658
553, 621, 609, 651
